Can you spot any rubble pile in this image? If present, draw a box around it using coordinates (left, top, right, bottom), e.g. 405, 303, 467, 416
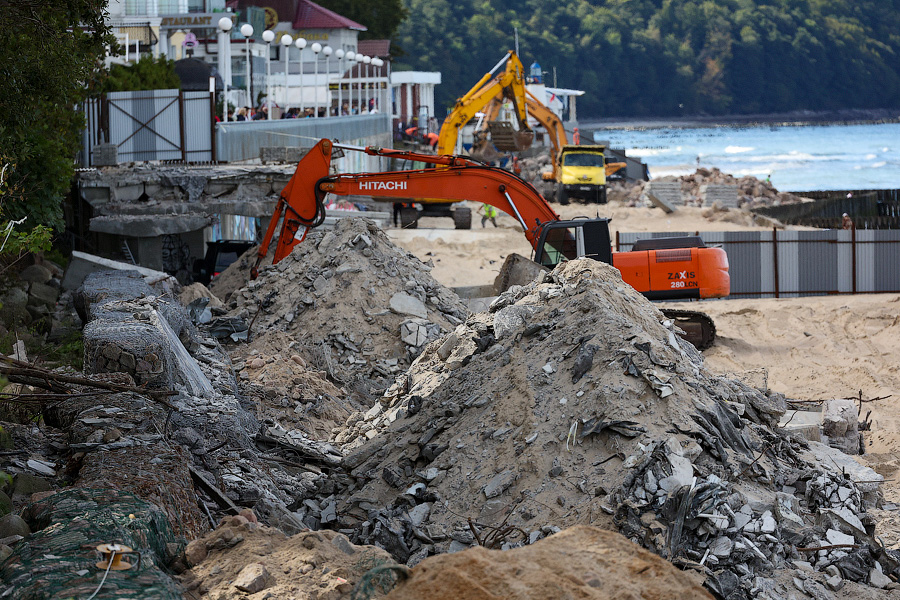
178, 511, 394, 600
227, 218, 468, 396
232, 340, 360, 440
316, 258, 897, 598
516, 149, 809, 210
678, 167, 809, 208
73, 269, 335, 533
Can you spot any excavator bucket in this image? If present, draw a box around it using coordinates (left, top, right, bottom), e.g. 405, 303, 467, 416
487, 121, 534, 152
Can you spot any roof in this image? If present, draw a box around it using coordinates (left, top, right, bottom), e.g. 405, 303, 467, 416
357, 39, 390, 58
544, 87, 585, 97
293, 0, 366, 31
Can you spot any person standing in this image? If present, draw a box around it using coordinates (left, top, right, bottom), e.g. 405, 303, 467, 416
841, 213, 855, 230
479, 203, 498, 228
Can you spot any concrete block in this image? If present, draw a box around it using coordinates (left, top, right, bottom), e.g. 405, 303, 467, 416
779, 410, 822, 443
260, 147, 287, 164
645, 181, 681, 213
92, 143, 118, 167
701, 184, 739, 208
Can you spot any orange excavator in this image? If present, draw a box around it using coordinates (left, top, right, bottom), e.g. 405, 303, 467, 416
253, 139, 729, 348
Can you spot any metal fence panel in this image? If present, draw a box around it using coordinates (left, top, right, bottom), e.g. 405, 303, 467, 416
108, 89, 183, 162
215, 113, 392, 163
183, 91, 214, 162
873, 229, 900, 292
80, 89, 214, 166
618, 228, 900, 299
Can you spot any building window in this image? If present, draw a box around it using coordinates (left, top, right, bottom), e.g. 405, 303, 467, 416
125, 0, 148, 15
158, 0, 180, 13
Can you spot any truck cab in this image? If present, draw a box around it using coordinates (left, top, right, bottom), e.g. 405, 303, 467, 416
556, 144, 608, 205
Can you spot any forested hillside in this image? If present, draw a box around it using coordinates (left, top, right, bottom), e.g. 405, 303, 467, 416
389, 0, 900, 118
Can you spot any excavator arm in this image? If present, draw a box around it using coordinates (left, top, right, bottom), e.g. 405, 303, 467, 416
255, 139, 560, 271
435, 51, 532, 157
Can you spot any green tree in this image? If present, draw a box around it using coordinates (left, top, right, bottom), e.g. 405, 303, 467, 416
102, 56, 181, 92
393, 0, 900, 118
317, 0, 409, 40
0, 0, 113, 231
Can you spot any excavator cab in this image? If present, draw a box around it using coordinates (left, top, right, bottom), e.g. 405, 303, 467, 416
533, 218, 613, 268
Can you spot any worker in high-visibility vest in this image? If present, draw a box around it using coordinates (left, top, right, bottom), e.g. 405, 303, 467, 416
479, 203, 498, 228
573, 127, 581, 145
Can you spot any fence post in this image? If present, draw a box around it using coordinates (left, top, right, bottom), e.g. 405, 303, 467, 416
178, 90, 187, 163
851, 225, 857, 294
772, 227, 779, 298
209, 89, 218, 163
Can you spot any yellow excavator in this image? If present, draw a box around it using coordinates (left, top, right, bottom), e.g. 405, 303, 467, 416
435, 51, 534, 157
472, 91, 627, 204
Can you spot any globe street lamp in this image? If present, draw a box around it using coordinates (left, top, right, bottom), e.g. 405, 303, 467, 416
345, 51, 356, 114
217, 16, 233, 121
281, 34, 292, 114
322, 45, 333, 116
240, 23, 253, 111
362, 55, 371, 112
311, 42, 322, 117
262, 29, 275, 120
335, 49, 345, 115
294, 37, 307, 115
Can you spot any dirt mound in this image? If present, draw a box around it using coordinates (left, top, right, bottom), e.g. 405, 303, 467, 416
179, 512, 394, 600
209, 243, 272, 304
227, 218, 468, 397
328, 258, 895, 597
384, 525, 711, 600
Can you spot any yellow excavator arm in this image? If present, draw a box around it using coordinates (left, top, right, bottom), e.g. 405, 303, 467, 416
435, 51, 532, 156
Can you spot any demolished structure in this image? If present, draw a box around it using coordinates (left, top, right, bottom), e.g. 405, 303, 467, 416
1, 218, 897, 599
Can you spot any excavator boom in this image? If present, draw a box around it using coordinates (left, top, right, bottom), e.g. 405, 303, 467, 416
256, 139, 560, 268
254, 138, 729, 347
436, 51, 532, 156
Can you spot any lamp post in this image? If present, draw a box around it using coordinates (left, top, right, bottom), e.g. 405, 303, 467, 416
335, 49, 345, 115
362, 55, 371, 112
262, 29, 275, 119
280, 34, 292, 114
311, 42, 322, 117
294, 37, 306, 115
345, 51, 356, 113
240, 23, 253, 110
322, 45, 333, 116
217, 16, 233, 121
372, 58, 383, 112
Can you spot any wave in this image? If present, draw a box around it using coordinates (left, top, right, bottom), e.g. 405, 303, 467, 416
724, 145, 755, 154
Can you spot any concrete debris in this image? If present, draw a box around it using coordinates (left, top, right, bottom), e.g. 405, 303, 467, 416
226, 218, 468, 397
306, 258, 900, 599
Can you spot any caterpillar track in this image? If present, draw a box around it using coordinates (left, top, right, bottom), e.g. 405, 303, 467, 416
661, 309, 717, 350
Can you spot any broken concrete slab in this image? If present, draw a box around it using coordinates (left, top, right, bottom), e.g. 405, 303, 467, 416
644, 181, 681, 213
62, 251, 178, 293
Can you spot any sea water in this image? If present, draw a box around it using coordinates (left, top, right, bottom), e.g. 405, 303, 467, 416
586, 121, 900, 193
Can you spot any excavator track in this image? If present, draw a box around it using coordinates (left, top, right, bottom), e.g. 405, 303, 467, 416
661, 309, 717, 350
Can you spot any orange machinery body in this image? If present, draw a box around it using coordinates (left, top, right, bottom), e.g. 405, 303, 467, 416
613, 247, 730, 300
256, 139, 729, 301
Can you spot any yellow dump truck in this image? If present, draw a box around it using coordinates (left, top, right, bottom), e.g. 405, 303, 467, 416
550, 144, 609, 205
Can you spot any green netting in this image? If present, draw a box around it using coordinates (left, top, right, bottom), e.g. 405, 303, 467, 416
0, 488, 186, 600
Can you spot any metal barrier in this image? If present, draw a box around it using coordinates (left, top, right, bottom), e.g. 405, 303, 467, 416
214, 113, 392, 163
80, 90, 215, 166
617, 229, 900, 298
